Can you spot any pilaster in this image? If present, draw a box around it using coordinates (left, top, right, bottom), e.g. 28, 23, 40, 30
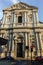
37, 33, 42, 56
25, 32, 28, 58
32, 12, 36, 26
39, 33, 43, 56
2, 13, 6, 27
25, 12, 27, 26
3, 13, 5, 24
14, 14, 17, 26
36, 33, 40, 56
36, 12, 39, 23
27, 33, 29, 58
29, 33, 31, 59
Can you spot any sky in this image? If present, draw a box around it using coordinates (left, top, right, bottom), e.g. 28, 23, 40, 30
0, 0, 43, 22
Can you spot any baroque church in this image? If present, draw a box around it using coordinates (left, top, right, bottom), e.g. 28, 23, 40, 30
0, 2, 43, 60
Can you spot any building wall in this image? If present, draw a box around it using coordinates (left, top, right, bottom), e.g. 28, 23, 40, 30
0, 2, 43, 60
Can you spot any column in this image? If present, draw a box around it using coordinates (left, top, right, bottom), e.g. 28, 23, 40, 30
38, 33, 42, 56
25, 33, 28, 58
7, 33, 12, 57
22, 13, 24, 26
11, 40, 14, 57
35, 12, 37, 25
10, 12, 13, 28
25, 12, 27, 26
25, 33, 27, 46
39, 33, 43, 56
8, 13, 13, 27
2, 13, 6, 27
27, 33, 29, 58
14, 39, 17, 58
11, 12, 14, 23
12, 35, 14, 51
9, 34, 11, 52
36, 33, 40, 56
32, 12, 36, 26
36, 12, 39, 23
14, 14, 17, 26
29, 33, 31, 59
32, 12, 34, 27
3, 13, 5, 24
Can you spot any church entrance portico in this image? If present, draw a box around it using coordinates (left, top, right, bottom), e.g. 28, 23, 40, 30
14, 34, 25, 58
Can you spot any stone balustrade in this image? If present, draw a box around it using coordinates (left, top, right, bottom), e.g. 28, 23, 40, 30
0, 22, 43, 29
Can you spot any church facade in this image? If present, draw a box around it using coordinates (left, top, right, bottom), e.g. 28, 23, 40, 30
0, 2, 43, 60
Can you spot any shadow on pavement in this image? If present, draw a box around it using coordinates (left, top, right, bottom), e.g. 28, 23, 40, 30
0, 57, 43, 65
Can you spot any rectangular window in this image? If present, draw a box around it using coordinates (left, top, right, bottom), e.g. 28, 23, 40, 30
18, 16, 22, 23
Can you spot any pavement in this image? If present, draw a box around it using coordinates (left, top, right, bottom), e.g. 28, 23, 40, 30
0, 57, 43, 65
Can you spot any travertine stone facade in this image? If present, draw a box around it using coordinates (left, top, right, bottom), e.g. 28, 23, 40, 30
0, 2, 43, 60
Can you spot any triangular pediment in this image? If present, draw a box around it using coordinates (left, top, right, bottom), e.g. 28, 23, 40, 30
12, 2, 29, 9
3, 2, 38, 11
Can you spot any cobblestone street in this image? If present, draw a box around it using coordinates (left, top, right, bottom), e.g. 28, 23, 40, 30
0, 59, 43, 65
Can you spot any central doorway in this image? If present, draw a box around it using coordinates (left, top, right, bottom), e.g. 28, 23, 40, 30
17, 43, 23, 57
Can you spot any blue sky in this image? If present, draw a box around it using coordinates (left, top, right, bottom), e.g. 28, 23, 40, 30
0, 0, 43, 22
